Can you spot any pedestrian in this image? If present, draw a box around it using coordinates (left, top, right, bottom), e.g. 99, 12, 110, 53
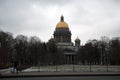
13, 60, 18, 74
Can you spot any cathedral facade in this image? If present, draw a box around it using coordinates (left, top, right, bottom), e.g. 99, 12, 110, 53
53, 15, 81, 64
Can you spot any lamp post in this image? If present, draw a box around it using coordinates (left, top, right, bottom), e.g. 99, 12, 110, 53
106, 50, 109, 72
105, 43, 109, 72
0, 42, 1, 48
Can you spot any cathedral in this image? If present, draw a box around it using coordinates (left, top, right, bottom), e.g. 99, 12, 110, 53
53, 15, 81, 64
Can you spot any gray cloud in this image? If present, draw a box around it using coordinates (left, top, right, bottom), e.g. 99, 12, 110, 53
0, 0, 120, 44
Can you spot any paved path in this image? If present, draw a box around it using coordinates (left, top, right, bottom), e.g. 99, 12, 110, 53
1, 72, 120, 78
1, 76, 120, 80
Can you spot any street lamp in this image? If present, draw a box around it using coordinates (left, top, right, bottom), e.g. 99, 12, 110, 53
105, 44, 109, 72
0, 42, 1, 48
106, 49, 109, 72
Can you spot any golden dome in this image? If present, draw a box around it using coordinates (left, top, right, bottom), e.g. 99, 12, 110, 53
56, 15, 69, 29
56, 22, 68, 28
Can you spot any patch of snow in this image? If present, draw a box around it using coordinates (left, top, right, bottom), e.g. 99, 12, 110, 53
22, 65, 120, 72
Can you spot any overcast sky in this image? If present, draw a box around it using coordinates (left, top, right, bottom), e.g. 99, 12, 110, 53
0, 0, 120, 44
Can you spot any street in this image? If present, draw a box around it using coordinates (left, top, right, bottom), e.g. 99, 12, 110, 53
1, 76, 120, 80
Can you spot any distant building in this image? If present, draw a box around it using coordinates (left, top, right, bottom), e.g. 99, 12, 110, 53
53, 15, 81, 64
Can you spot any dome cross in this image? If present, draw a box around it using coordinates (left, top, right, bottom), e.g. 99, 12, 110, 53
61, 15, 64, 22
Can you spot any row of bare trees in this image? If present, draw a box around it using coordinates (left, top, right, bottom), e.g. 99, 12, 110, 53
0, 30, 65, 69
0, 31, 13, 69
77, 36, 120, 65
0, 30, 120, 69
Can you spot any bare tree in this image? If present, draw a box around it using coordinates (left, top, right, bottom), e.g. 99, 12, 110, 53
0, 30, 13, 68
